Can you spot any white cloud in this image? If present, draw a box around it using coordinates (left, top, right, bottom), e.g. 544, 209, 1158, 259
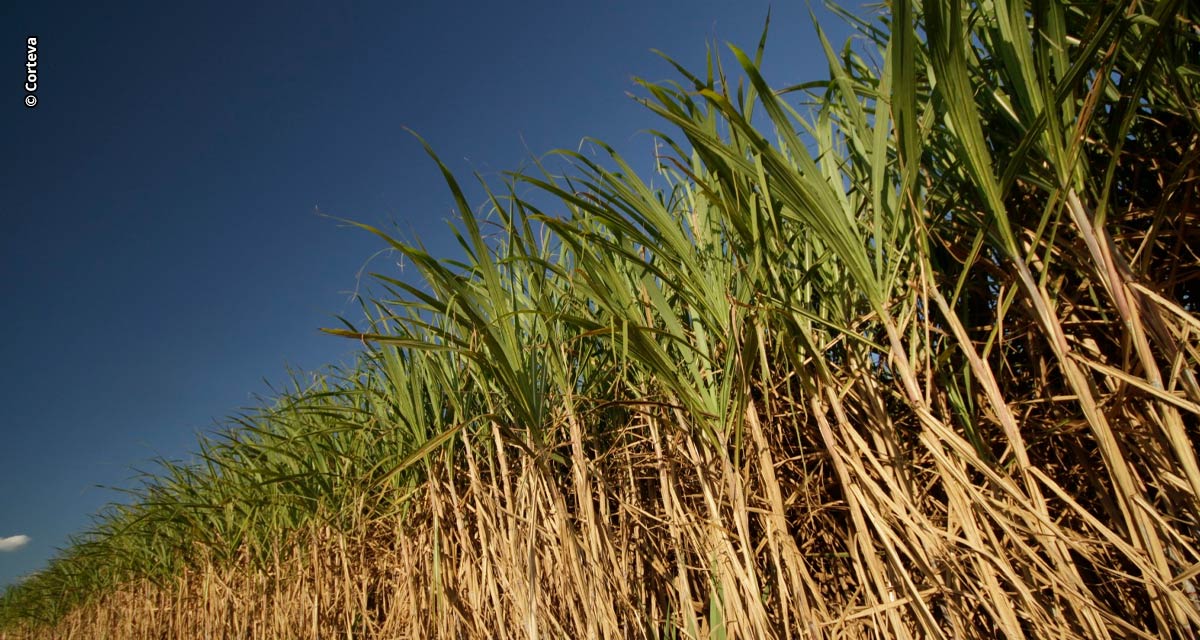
0, 535, 31, 552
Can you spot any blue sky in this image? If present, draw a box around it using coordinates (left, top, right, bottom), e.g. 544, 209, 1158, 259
1, 1, 854, 588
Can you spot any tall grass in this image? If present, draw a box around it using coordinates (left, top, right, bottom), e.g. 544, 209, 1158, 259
3, 0, 1198, 637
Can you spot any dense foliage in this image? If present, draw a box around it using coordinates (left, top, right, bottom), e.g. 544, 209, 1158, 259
3, 0, 1198, 637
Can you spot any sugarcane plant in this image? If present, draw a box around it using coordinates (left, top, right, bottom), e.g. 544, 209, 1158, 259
2, 0, 1198, 637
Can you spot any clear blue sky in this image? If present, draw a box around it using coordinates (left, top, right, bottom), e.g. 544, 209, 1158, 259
1, 0, 853, 588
